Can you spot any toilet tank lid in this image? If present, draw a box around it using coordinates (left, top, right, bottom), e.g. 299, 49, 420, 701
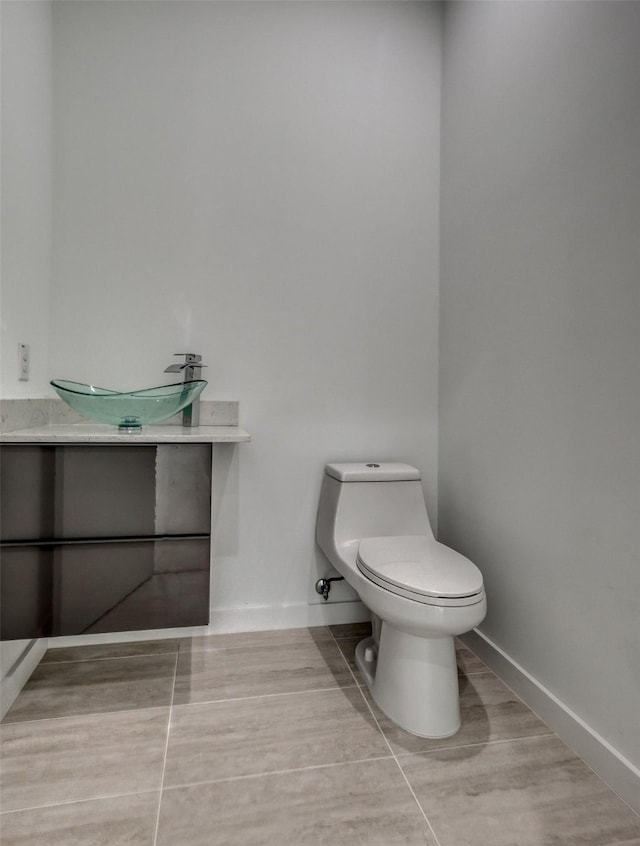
325, 462, 421, 482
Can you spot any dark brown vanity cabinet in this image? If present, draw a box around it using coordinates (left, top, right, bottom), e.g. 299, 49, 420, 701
0, 443, 212, 640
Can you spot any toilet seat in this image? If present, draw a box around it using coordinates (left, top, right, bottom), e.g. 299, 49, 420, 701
357, 535, 484, 608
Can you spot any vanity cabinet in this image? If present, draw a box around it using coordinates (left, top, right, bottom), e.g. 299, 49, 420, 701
0, 443, 212, 640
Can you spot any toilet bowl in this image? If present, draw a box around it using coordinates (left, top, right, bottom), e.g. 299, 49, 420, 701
316, 462, 486, 738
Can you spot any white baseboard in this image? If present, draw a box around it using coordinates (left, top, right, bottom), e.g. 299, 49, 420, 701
462, 628, 640, 816
1, 638, 48, 719
47, 600, 369, 649
209, 599, 370, 633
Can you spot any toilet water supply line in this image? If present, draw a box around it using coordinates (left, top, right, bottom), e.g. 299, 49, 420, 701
315, 577, 344, 601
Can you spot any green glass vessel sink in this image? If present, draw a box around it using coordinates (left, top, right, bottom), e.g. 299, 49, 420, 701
50, 379, 207, 431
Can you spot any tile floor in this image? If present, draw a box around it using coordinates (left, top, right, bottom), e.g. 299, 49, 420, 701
1, 623, 639, 845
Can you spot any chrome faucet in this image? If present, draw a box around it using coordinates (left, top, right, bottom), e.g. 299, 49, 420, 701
164, 353, 207, 427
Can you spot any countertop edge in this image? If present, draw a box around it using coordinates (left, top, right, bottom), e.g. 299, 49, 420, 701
0, 424, 251, 444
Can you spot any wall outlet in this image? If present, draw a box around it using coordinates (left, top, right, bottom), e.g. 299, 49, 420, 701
18, 343, 30, 381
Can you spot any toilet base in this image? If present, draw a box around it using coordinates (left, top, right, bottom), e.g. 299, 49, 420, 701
355, 623, 461, 738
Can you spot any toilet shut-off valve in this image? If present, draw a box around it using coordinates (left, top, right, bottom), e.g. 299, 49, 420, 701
315, 577, 344, 601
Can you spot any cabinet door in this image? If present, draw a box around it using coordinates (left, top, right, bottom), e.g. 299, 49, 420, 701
0, 446, 55, 541
0, 443, 212, 640
1, 538, 210, 639
51, 537, 211, 636
0, 444, 212, 542
0, 547, 52, 640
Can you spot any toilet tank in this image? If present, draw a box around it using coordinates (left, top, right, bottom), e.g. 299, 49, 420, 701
316, 463, 434, 565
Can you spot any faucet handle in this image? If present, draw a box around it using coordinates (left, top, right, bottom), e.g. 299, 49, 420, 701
165, 352, 207, 375
164, 363, 207, 373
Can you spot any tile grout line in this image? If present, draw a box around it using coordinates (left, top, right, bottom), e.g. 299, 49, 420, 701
328, 627, 444, 846
39, 649, 180, 666
40, 630, 335, 667
1, 755, 399, 816
1, 683, 362, 728
1, 702, 173, 728
393, 730, 557, 759
180, 638, 332, 654
152, 650, 179, 846
170, 682, 362, 710
0, 755, 398, 817
161, 754, 396, 794
327, 629, 363, 688
359, 694, 444, 846
456, 669, 495, 677
0, 787, 161, 817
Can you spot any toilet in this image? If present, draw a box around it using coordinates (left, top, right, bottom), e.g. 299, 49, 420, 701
316, 462, 486, 738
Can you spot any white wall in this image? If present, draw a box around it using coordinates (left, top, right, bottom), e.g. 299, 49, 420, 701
49, 1, 442, 620
0, 0, 52, 397
439, 0, 640, 774
0, 0, 52, 703
4, 0, 639, 800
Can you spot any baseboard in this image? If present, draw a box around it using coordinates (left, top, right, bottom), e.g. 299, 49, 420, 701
47, 600, 369, 648
209, 599, 370, 634
1, 638, 48, 719
462, 628, 640, 815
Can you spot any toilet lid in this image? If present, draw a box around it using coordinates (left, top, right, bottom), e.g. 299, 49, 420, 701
357, 535, 483, 602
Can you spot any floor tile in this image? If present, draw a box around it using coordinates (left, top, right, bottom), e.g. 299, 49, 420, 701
400, 734, 640, 846
0, 708, 169, 811
455, 639, 488, 675
0, 791, 159, 846
3, 625, 637, 845
334, 636, 364, 684
40, 639, 180, 664
157, 758, 436, 846
2, 653, 176, 722
328, 621, 372, 640
164, 686, 388, 785
173, 635, 352, 704
365, 671, 552, 754
180, 626, 332, 652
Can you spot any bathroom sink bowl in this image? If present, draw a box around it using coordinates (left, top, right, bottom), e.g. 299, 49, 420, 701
50, 379, 207, 431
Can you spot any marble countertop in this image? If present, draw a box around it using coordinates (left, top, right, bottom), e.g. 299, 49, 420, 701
0, 423, 251, 444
